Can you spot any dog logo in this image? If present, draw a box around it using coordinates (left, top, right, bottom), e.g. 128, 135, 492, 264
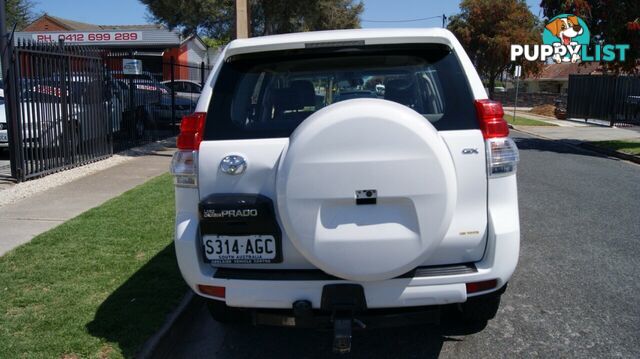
511, 14, 629, 64
543, 14, 590, 63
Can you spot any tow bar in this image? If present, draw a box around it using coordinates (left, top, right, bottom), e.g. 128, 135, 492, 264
320, 284, 368, 354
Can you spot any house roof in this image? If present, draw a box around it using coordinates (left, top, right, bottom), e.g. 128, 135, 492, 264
532, 63, 602, 81
181, 34, 208, 50
31, 14, 166, 31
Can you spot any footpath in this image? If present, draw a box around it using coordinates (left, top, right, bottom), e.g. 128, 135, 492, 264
506, 110, 640, 164
0, 140, 175, 256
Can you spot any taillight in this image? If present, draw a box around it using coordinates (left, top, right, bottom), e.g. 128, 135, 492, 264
177, 112, 206, 150
475, 100, 519, 177
475, 99, 509, 139
171, 113, 206, 187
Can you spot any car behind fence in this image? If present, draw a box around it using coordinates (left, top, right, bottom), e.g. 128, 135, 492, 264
568, 74, 640, 127
2, 40, 211, 181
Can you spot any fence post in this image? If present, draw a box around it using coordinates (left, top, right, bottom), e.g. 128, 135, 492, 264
200, 61, 205, 88
170, 56, 176, 128
58, 39, 74, 165
0, 2, 22, 180
609, 76, 617, 127
104, 62, 114, 154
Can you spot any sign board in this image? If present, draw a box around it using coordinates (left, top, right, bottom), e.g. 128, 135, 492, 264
31, 31, 142, 44
514, 65, 522, 78
122, 59, 142, 75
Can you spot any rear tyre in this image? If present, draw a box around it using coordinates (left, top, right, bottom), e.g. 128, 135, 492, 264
206, 300, 250, 324
457, 285, 506, 323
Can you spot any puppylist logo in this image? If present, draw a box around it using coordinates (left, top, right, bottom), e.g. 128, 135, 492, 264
511, 14, 630, 63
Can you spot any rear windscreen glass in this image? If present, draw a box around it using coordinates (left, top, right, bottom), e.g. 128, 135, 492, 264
205, 44, 477, 140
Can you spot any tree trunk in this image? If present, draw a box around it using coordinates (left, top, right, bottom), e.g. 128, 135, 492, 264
488, 74, 496, 100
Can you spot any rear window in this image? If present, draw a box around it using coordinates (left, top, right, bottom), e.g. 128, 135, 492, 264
205, 44, 477, 140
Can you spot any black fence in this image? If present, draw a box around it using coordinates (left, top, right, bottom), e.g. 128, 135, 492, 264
3, 41, 212, 181
105, 52, 210, 152
4, 40, 112, 181
567, 75, 640, 127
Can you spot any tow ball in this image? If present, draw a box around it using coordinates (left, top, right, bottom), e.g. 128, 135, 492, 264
331, 310, 367, 353
320, 284, 368, 354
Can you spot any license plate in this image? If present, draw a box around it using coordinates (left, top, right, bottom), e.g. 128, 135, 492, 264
0, 132, 7, 142
203, 235, 278, 264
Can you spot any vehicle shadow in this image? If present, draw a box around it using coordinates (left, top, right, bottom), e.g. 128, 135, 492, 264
86, 243, 187, 358
166, 298, 487, 359
512, 133, 616, 160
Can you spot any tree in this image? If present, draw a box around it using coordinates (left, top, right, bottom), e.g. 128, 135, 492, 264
447, 0, 542, 98
140, 0, 363, 43
5, 0, 35, 30
539, 0, 640, 74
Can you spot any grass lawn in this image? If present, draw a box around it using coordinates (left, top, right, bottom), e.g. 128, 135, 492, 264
0, 174, 186, 358
590, 140, 640, 156
504, 114, 557, 126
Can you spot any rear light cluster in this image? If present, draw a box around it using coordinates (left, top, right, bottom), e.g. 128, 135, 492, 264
475, 100, 519, 177
170, 112, 206, 187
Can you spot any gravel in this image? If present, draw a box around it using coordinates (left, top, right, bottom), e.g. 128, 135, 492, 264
0, 138, 175, 208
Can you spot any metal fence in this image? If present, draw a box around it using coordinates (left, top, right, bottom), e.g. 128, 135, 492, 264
3, 41, 212, 181
567, 75, 640, 127
104, 52, 210, 152
4, 40, 112, 181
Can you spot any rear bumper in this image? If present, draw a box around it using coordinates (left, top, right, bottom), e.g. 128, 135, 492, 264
175, 218, 518, 309
174, 174, 520, 310
216, 274, 468, 309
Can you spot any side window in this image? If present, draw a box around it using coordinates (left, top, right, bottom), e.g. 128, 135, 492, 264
176, 82, 188, 92
417, 70, 445, 114
187, 82, 202, 93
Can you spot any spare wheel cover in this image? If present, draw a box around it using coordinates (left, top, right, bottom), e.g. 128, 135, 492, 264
276, 99, 457, 281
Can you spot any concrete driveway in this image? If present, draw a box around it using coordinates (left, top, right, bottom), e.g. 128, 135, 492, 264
0, 149, 12, 190
159, 131, 640, 358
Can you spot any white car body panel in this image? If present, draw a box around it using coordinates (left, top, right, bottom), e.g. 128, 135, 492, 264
175, 28, 520, 309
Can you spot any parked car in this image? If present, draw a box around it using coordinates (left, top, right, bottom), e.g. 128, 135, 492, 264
0, 94, 7, 150
112, 72, 195, 127
554, 94, 567, 119
15, 81, 104, 149
170, 29, 520, 353
161, 79, 202, 107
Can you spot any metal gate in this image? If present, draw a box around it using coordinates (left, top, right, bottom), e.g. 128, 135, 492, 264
4, 40, 112, 181
567, 75, 640, 127
104, 52, 210, 152
2, 40, 214, 181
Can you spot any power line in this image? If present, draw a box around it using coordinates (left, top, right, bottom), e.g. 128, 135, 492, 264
361, 15, 442, 23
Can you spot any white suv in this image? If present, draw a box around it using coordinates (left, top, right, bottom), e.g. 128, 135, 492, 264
171, 28, 519, 352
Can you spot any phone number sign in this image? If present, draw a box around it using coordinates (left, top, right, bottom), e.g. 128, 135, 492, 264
32, 32, 142, 43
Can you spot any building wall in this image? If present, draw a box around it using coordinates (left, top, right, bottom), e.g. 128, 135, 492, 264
493, 90, 559, 107
23, 18, 69, 32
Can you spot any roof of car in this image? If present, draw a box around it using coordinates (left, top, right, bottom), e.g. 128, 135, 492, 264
161, 80, 201, 84
225, 28, 457, 57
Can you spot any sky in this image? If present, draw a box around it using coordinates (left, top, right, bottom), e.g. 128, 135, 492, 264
32, 0, 544, 27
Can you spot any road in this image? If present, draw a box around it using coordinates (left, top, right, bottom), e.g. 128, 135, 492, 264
165, 131, 640, 358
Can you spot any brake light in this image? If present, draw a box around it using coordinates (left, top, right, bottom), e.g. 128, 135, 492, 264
475, 100, 509, 139
466, 279, 498, 294
475, 100, 519, 177
177, 112, 206, 150
171, 112, 206, 187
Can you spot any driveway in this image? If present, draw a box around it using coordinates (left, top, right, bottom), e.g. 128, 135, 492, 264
165, 131, 640, 358
0, 149, 13, 190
